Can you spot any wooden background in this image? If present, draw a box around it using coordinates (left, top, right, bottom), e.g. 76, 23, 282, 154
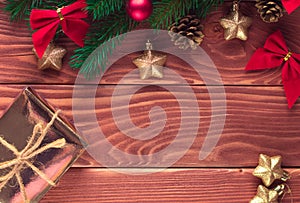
0, 0, 300, 202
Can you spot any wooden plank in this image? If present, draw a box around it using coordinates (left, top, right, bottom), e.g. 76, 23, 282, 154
104, 2, 300, 86
0, 3, 299, 85
40, 168, 300, 202
0, 85, 299, 167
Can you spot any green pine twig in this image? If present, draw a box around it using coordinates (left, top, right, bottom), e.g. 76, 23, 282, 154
4, 0, 40, 21
70, 9, 138, 79
4, 0, 225, 79
149, 0, 198, 29
4, 0, 76, 22
195, 0, 225, 17
149, 0, 224, 29
86, 0, 124, 20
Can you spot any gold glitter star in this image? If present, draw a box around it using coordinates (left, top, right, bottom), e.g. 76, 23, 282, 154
33, 43, 67, 71
250, 185, 280, 203
132, 40, 167, 80
219, 1, 252, 41
253, 154, 289, 187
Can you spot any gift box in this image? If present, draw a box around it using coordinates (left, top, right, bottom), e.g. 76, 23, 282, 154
0, 87, 86, 203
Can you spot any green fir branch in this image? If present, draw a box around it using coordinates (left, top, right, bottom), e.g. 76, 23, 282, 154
74, 34, 123, 80
86, 0, 124, 20
149, 0, 197, 29
194, 0, 225, 17
4, 0, 225, 78
4, 0, 76, 22
4, 0, 41, 21
70, 10, 138, 79
149, 0, 224, 29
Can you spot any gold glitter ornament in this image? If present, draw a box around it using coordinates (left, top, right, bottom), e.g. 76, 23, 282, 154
33, 43, 67, 71
253, 154, 290, 187
132, 40, 167, 80
249, 184, 285, 203
219, 0, 252, 41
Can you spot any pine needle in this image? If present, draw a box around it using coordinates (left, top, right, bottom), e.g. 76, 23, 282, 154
149, 0, 224, 29
4, 0, 76, 22
70, 10, 138, 79
86, 0, 124, 20
4, 0, 225, 78
4, 0, 40, 21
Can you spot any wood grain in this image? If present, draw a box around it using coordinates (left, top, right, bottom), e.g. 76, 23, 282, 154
0, 85, 299, 167
0, 2, 299, 85
41, 168, 300, 203
101, 2, 300, 86
0, 1, 300, 202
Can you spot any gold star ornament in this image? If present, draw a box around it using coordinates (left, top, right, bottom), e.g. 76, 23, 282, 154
33, 43, 67, 71
219, 0, 252, 41
250, 185, 284, 203
133, 40, 167, 80
253, 154, 290, 187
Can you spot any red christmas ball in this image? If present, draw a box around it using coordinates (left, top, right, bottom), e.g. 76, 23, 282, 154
126, 0, 153, 22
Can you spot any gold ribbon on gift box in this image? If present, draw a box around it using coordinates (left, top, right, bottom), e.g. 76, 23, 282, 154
0, 111, 66, 203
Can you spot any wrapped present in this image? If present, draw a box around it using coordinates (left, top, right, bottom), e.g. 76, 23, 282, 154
0, 87, 86, 203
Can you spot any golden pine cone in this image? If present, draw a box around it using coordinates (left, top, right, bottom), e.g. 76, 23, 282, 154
168, 15, 205, 50
255, 0, 284, 23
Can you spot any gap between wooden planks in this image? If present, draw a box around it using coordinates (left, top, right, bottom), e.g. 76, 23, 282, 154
0, 1, 299, 202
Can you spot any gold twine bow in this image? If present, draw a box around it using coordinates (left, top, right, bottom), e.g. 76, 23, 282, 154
284, 51, 292, 61
0, 110, 66, 203
56, 7, 64, 21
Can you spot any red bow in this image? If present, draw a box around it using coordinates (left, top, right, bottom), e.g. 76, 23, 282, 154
281, 0, 300, 14
245, 30, 300, 109
30, 0, 89, 58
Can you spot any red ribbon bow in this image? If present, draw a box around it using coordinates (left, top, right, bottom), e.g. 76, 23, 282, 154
281, 0, 300, 14
245, 30, 300, 109
30, 0, 89, 58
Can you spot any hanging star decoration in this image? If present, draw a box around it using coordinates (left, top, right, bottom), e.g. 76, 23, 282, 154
219, 0, 252, 41
33, 43, 67, 71
0, 111, 65, 202
253, 154, 290, 187
132, 40, 167, 80
250, 184, 284, 203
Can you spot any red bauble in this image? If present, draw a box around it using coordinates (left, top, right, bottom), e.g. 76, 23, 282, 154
126, 0, 153, 22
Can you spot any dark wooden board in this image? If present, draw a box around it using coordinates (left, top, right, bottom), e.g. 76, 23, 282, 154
0, 0, 300, 202
0, 85, 299, 167
41, 168, 300, 203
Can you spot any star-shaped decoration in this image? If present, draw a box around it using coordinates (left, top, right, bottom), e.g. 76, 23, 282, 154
33, 43, 67, 71
250, 185, 279, 203
253, 154, 289, 187
132, 40, 167, 80
219, 1, 252, 41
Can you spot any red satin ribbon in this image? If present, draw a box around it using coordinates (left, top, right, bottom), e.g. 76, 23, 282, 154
30, 0, 89, 58
281, 0, 300, 14
245, 30, 300, 109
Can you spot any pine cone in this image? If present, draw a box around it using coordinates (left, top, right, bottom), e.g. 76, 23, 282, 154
255, 0, 284, 23
168, 15, 205, 50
